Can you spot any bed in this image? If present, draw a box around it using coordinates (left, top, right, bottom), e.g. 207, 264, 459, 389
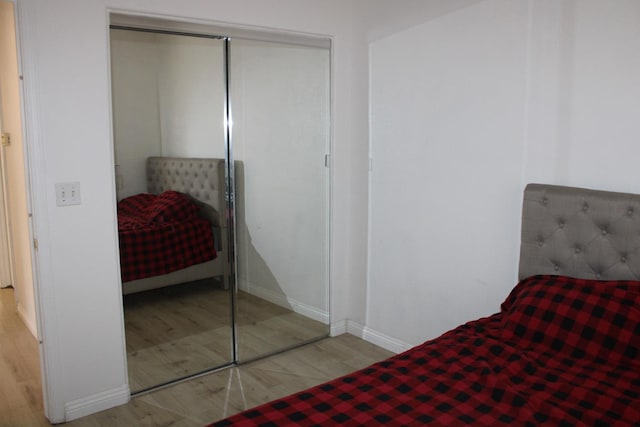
118, 156, 229, 294
210, 183, 640, 426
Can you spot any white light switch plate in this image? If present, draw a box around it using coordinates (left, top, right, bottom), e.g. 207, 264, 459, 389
55, 182, 81, 206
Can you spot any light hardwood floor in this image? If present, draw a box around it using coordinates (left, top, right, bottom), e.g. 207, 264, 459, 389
124, 279, 329, 392
0, 288, 48, 427
0, 287, 393, 427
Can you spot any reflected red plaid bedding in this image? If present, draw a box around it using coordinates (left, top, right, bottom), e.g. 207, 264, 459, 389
211, 275, 640, 426
118, 191, 216, 282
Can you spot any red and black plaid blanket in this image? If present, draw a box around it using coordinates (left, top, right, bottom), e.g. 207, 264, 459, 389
212, 275, 640, 426
118, 191, 216, 282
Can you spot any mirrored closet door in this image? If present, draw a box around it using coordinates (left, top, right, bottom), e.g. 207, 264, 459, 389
230, 38, 331, 361
110, 17, 331, 394
110, 28, 233, 393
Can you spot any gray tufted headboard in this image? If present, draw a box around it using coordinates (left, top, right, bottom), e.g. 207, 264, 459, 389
146, 156, 226, 224
519, 183, 640, 281
147, 157, 225, 211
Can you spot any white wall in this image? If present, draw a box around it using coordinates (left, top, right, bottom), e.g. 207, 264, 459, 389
17, 0, 363, 422
342, 0, 493, 338
366, 0, 640, 349
111, 30, 226, 200
0, 1, 36, 337
368, 0, 527, 348
110, 29, 162, 199
232, 39, 330, 321
156, 34, 225, 159
524, 0, 640, 193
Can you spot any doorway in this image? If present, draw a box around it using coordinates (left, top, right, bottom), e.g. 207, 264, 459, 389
0, 1, 37, 336
0, 0, 43, 423
109, 16, 331, 393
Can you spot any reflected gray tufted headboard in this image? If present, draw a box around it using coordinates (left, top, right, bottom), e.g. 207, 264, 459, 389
519, 183, 640, 281
146, 156, 226, 214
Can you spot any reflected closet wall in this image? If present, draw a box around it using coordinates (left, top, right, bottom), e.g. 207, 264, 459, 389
109, 16, 331, 394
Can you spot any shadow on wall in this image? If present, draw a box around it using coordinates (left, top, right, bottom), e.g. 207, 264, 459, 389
233, 161, 291, 311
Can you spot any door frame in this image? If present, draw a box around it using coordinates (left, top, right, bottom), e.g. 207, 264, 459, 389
1, 0, 51, 419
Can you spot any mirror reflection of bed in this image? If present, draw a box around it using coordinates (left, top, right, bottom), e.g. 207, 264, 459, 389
117, 157, 329, 392
118, 157, 232, 391
117, 157, 327, 392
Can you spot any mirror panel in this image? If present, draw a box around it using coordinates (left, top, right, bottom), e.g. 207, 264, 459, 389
111, 24, 332, 392
110, 29, 233, 392
230, 38, 331, 361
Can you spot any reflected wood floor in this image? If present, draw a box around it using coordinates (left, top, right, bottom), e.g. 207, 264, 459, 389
124, 279, 329, 392
123, 279, 233, 392
0, 286, 394, 427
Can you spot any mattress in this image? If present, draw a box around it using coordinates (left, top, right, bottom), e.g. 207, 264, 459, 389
118, 191, 217, 282
211, 275, 640, 426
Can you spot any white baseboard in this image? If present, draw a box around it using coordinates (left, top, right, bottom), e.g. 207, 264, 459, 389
347, 319, 365, 338
362, 326, 413, 354
240, 281, 329, 324
330, 319, 364, 336
17, 302, 38, 339
330, 319, 413, 354
64, 385, 130, 421
329, 319, 347, 336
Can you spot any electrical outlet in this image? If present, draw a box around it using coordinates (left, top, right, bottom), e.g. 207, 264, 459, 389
55, 182, 81, 206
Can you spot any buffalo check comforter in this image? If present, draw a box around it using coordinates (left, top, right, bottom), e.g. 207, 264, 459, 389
212, 275, 640, 426
117, 191, 216, 282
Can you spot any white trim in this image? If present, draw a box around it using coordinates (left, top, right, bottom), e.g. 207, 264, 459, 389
109, 11, 331, 49
14, 0, 62, 422
330, 319, 412, 354
324, 42, 333, 359
365, 41, 374, 341
362, 326, 413, 354
0, 143, 16, 290
240, 280, 329, 324
104, 11, 132, 407
64, 385, 130, 422
346, 319, 365, 338
329, 319, 346, 336
330, 319, 364, 337
17, 301, 37, 338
